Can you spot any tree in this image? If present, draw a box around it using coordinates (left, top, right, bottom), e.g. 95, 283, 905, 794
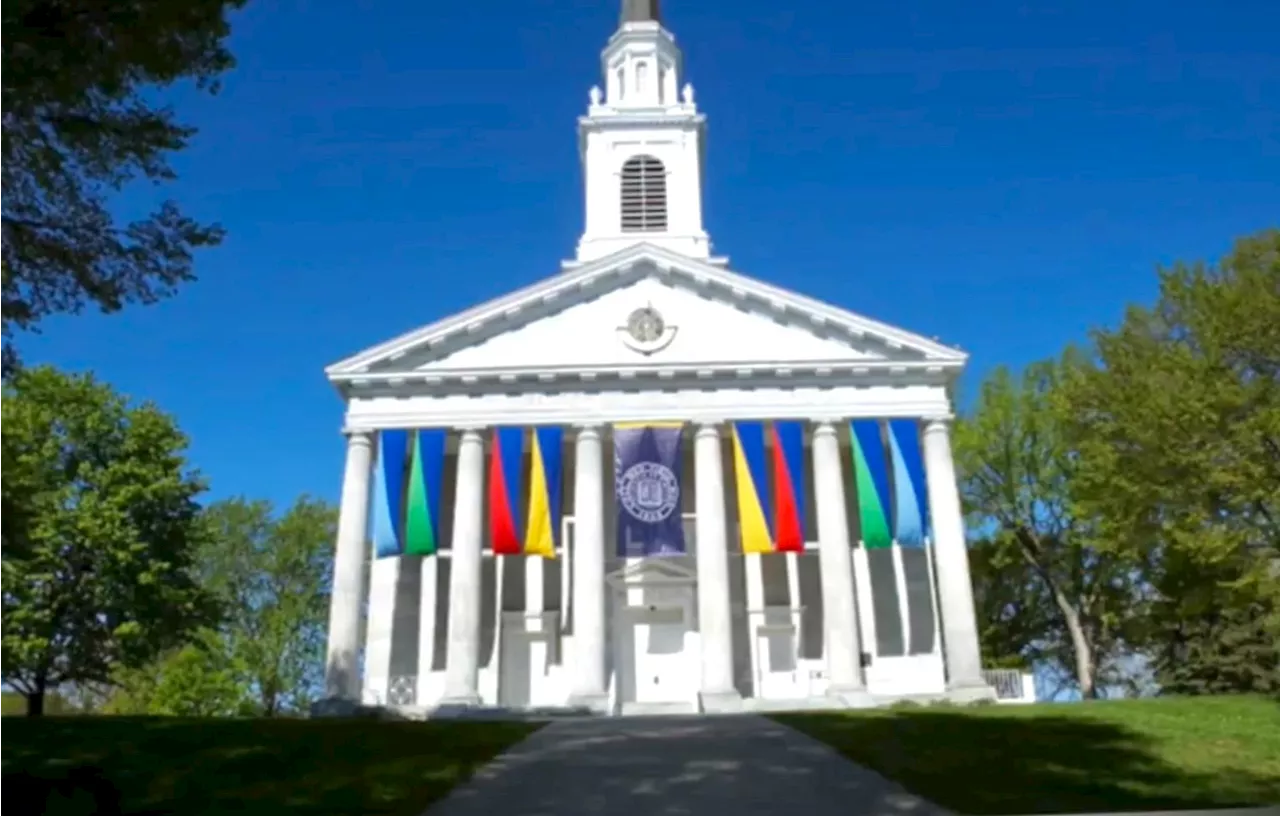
1, 366, 214, 715
1062, 228, 1280, 694
196, 496, 336, 716
968, 536, 1052, 671
1, 0, 246, 374
104, 629, 247, 717
955, 357, 1143, 698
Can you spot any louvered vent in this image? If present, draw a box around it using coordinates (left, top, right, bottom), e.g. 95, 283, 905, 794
620, 155, 668, 233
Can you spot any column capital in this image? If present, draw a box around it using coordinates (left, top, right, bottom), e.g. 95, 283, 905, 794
694, 422, 723, 439
456, 427, 486, 443
342, 428, 375, 445
574, 423, 604, 437
810, 420, 840, 438
922, 416, 955, 435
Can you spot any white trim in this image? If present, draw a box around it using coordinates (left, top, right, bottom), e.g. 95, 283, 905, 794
892, 543, 912, 653
925, 537, 943, 657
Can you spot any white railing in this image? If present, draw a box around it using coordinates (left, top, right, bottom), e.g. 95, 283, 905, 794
982, 669, 1036, 703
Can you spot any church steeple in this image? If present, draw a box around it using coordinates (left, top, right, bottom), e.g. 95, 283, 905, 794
620, 0, 661, 25
573, 2, 712, 263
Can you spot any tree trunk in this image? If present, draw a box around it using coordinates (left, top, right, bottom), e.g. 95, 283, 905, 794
26, 687, 46, 717
261, 682, 278, 717
1059, 600, 1098, 698
1014, 527, 1099, 699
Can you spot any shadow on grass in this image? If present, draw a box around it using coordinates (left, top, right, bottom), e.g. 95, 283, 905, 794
4, 701, 1278, 816
775, 698, 1280, 815
1, 716, 541, 816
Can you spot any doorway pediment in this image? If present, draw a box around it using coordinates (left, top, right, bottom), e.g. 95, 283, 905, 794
605, 557, 697, 588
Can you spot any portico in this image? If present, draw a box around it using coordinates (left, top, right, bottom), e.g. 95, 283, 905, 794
317, 3, 995, 716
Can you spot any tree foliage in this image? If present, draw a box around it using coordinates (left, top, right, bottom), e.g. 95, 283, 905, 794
195, 496, 336, 715
968, 537, 1052, 671
1, 0, 246, 374
104, 629, 246, 717
1, 366, 214, 715
104, 496, 337, 716
1061, 228, 1280, 695
956, 357, 1143, 698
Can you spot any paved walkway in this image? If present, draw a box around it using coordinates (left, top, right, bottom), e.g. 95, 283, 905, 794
425, 714, 955, 816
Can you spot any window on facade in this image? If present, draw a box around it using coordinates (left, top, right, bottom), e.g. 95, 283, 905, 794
620, 155, 668, 232
636, 61, 648, 94
616, 67, 625, 100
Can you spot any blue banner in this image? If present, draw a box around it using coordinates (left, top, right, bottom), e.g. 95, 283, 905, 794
614, 422, 686, 556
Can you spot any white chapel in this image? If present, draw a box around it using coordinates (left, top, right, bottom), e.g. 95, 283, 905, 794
319, 1, 1005, 716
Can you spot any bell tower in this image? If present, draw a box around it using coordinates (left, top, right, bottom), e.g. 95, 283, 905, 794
574, 1, 711, 262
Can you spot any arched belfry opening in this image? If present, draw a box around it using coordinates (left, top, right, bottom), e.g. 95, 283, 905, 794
620, 155, 668, 233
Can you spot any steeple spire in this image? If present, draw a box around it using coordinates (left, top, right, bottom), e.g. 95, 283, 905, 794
575, 1, 710, 263
620, 0, 661, 25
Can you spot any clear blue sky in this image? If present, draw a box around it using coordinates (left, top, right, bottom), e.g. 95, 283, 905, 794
19, 0, 1279, 509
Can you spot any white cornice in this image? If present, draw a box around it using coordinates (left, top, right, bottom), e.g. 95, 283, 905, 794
324, 243, 969, 380
341, 380, 955, 431
332, 359, 955, 388
579, 109, 704, 130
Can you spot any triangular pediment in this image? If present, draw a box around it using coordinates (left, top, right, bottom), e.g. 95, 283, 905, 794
326, 244, 965, 384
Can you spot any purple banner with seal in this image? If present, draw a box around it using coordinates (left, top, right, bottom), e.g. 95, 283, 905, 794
613, 422, 686, 557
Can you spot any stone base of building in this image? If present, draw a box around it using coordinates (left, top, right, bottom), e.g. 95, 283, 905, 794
945, 682, 999, 705
698, 689, 744, 714
565, 692, 611, 715
309, 697, 406, 720
310, 696, 361, 718
436, 692, 484, 710
825, 685, 877, 709
357, 687, 1006, 720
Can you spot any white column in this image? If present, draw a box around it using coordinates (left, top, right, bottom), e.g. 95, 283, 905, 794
811, 421, 874, 706
323, 431, 374, 701
441, 427, 486, 705
693, 423, 741, 711
568, 425, 609, 711
922, 418, 995, 700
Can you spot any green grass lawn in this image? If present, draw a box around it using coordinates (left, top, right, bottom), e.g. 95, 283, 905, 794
2, 716, 541, 815
774, 695, 1280, 815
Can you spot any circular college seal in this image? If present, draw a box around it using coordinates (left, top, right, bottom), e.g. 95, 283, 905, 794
625, 306, 665, 344
617, 462, 680, 523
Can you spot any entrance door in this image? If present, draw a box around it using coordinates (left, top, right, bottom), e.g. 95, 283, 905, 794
755, 626, 799, 699
629, 606, 689, 704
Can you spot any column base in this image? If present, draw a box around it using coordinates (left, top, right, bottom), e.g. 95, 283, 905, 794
946, 681, 998, 705
825, 685, 877, 709
565, 692, 611, 715
698, 689, 743, 714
